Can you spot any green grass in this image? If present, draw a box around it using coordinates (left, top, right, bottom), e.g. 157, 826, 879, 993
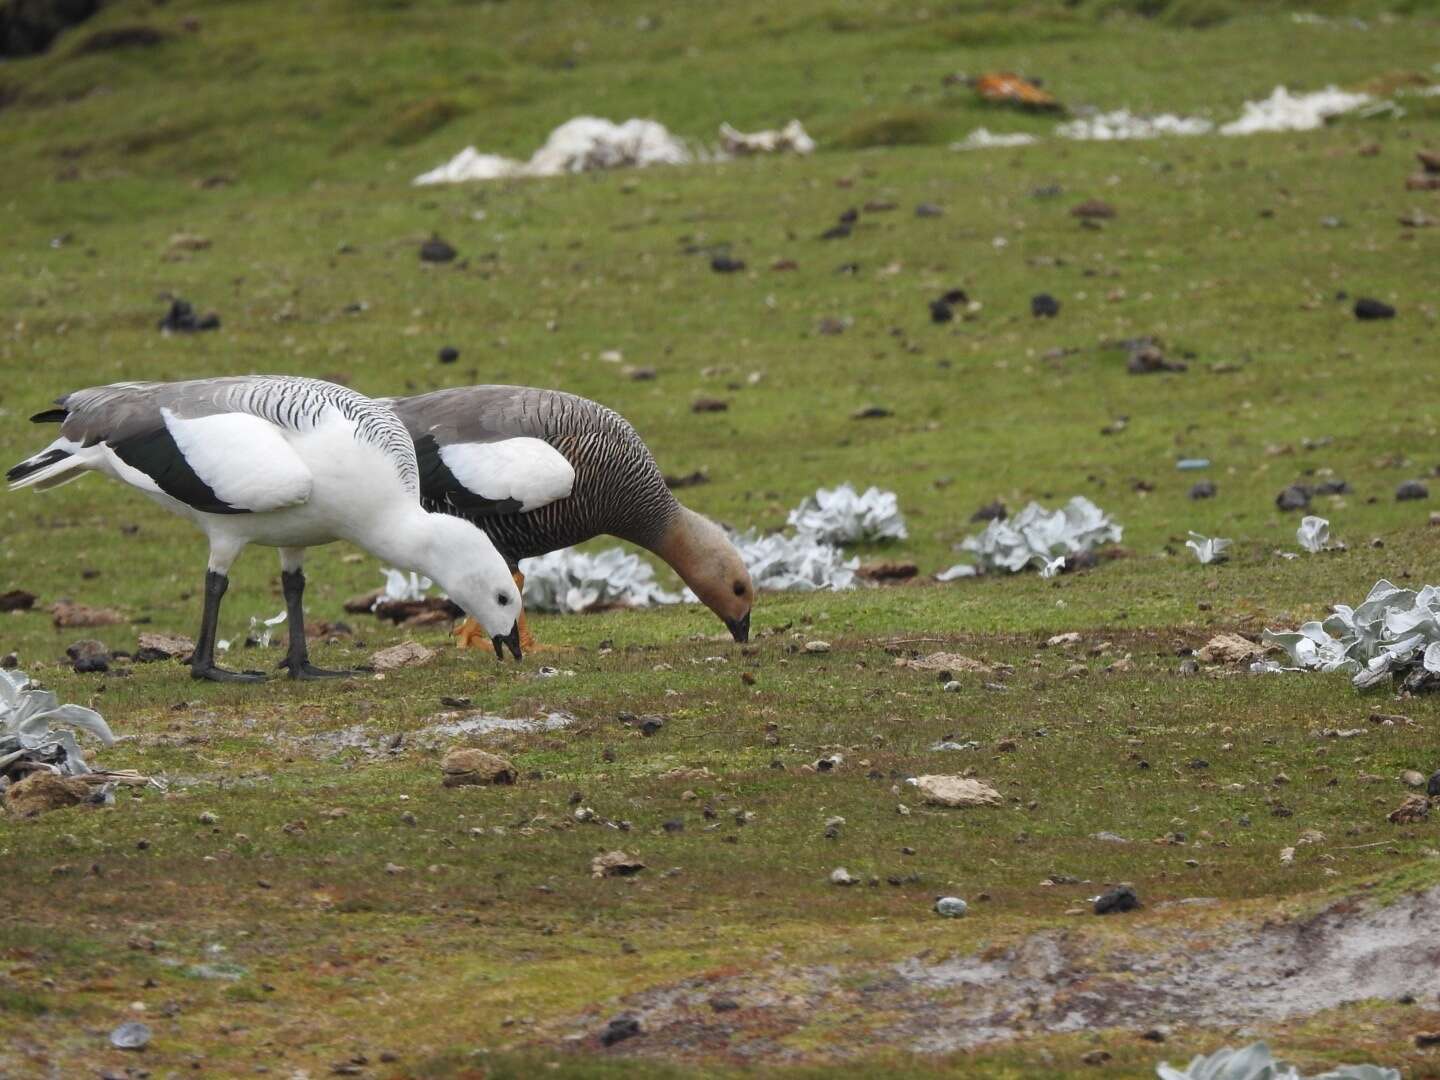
3, 0, 1440, 1076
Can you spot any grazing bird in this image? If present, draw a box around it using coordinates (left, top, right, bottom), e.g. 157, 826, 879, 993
388, 386, 754, 650
7, 376, 525, 681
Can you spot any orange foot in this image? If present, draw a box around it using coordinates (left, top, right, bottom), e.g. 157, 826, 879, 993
454, 612, 538, 654
454, 616, 489, 650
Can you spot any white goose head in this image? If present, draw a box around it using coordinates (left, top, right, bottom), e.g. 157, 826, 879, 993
410, 512, 524, 659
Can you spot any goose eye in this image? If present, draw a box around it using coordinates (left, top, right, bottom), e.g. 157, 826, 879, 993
497, 592, 511, 606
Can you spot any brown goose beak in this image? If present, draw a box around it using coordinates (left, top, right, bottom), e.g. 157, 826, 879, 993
725, 610, 751, 644
492, 623, 523, 662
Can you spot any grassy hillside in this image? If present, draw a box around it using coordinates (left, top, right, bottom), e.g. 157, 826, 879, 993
3, 1, 1440, 1076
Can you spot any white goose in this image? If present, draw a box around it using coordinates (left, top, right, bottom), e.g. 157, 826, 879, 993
6, 376, 525, 681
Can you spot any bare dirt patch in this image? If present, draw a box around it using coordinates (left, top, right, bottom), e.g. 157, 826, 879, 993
535, 887, 1440, 1062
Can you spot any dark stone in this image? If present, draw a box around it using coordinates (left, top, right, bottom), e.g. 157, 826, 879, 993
1127, 344, 1186, 374
1314, 480, 1350, 496
1397, 480, 1429, 501
439, 696, 472, 708
158, 299, 220, 333
638, 716, 665, 737
1354, 297, 1396, 320
709, 997, 740, 1013
690, 397, 728, 413
939, 289, 968, 305
66, 638, 109, 673
929, 300, 953, 323
837, 208, 859, 225
419, 236, 457, 263
1275, 485, 1312, 511
1094, 885, 1139, 915
0, 589, 36, 612
1071, 198, 1116, 219
662, 819, 685, 833
915, 203, 944, 218
820, 224, 852, 240
970, 500, 1008, 522
1428, 771, 1440, 798
600, 1016, 641, 1047
437, 346, 459, 364
1189, 481, 1217, 500
710, 254, 745, 273
1031, 293, 1060, 318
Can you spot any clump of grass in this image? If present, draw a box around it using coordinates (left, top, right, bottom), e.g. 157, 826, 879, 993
0, 987, 51, 1016
832, 105, 946, 149
928, 11, 1084, 47
383, 96, 466, 146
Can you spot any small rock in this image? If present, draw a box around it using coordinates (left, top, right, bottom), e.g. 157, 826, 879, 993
1189, 481, 1217, 500
1081, 1050, 1112, 1066
384, 862, 407, 875
1397, 480, 1429, 501
970, 500, 1008, 522
157, 299, 220, 333
369, 641, 435, 671
691, 397, 729, 413
1429, 771, 1440, 798
915, 202, 944, 218
110, 1020, 152, 1051
1127, 344, 1186, 374
830, 866, 857, 886
804, 640, 831, 654
1275, 485, 1312, 511
912, 775, 1002, 808
1031, 293, 1060, 318
437, 346, 460, 364
419, 235, 457, 263
1071, 198, 1116, 219
592, 851, 645, 878
5, 772, 92, 817
851, 404, 892, 420
198, 810, 218, 825
600, 1016, 641, 1047
1416, 1032, 1440, 1048
934, 896, 968, 917
50, 601, 124, 628
1196, 633, 1264, 665
1401, 770, 1426, 788
134, 631, 194, 662
441, 748, 516, 787
1354, 297, 1395, 320
1093, 885, 1139, 915
1388, 794, 1429, 824
710, 255, 745, 273
0, 589, 36, 612
66, 638, 110, 674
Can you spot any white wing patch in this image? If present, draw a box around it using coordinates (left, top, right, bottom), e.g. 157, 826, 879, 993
162, 409, 313, 512
439, 437, 575, 512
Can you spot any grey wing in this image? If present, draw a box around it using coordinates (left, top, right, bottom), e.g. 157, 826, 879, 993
391, 387, 577, 517
51, 380, 312, 514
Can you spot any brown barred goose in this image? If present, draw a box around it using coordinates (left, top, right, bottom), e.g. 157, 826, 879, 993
388, 386, 753, 649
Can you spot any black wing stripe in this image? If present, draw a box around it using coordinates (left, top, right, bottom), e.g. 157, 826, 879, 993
414, 434, 523, 518
29, 408, 68, 424
110, 426, 249, 515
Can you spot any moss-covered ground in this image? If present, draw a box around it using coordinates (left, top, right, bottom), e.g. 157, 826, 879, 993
3, 0, 1440, 1075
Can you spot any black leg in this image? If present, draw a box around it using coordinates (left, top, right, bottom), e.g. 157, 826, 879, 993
190, 570, 266, 683
277, 568, 354, 680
